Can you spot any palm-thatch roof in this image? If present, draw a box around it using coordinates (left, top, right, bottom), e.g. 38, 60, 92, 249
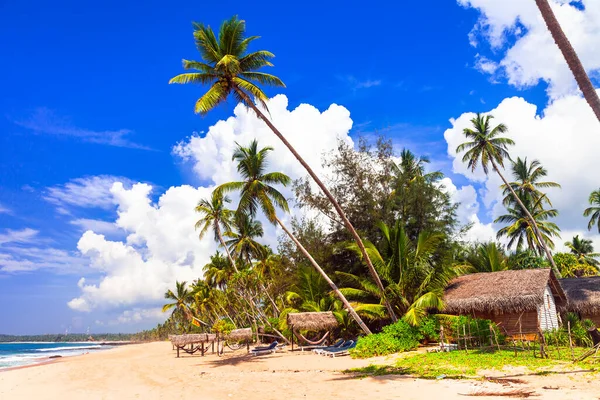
286, 311, 338, 331
444, 269, 566, 314
224, 327, 252, 341
169, 333, 217, 346
560, 277, 600, 314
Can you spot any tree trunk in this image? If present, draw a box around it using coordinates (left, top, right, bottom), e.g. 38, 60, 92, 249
237, 88, 397, 323
491, 159, 561, 277
216, 225, 238, 273
534, 0, 600, 124
275, 215, 372, 335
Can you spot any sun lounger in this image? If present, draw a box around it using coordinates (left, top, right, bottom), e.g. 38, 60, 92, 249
321, 340, 355, 357
312, 339, 345, 355
251, 341, 286, 356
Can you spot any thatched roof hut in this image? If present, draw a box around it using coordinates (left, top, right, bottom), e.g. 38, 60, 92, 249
560, 277, 600, 326
286, 311, 338, 331
445, 269, 565, 314
224, 328, 253, 341
444, 269, 566, 336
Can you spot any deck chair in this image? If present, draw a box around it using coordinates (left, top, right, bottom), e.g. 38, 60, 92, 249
251, 341, 282, 356
322, 340, 355, 357
313, 339, 345, 355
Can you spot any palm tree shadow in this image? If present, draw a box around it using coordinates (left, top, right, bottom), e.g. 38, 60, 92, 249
199, 352, 286, 368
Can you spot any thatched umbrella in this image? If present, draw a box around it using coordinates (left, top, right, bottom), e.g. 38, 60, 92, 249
224, 328, 253, 342
286, 312, 338, 350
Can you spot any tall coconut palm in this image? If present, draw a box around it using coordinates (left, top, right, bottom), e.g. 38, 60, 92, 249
456, 113, 559, 275
169, 16, 394, 322
495, 195, 561, 255
584, 189, 600, 233
565, 235, 600, 268
501, 157, 560, 207
162, 281, 194, 320
217, 140, 372, 334
534, 0, 600, 124
195, 192, 238, 272
203, 252, 235, 289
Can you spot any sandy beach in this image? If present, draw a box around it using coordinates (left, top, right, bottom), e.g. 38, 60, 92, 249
0, 342, 598, 399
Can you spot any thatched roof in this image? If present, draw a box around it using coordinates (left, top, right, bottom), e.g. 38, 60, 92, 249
224, 328, 252, 341
287, 311, 338, 331
169, 333, 216, 346
560, 277, 600, 314
444, 269, 566, 314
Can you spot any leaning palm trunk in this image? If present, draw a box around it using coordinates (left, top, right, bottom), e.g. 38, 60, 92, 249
275, 215, 372, 335
490, 159, 560, 277
534, 0, 600, 124
237, 89, 397, 323
216, 226, 239, 273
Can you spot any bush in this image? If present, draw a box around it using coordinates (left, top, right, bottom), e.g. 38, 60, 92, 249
351, 320, 422, 358
418, 315, 440, 342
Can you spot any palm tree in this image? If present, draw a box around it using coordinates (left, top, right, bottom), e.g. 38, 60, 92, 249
463, 242, 508, 273
534, 0, 600, 124
162, 281, 194, 322
224, 213, 267, 264
217, 140, 372, 334
344, 220, 463, 325
203, 252, 235, 289
456, 113, 559, 275
195, 191, 238, 272
169, 16, 394, 322
501, 157, 560, 207
584, 189, 600, 233
495, 196, 561, 255
565, 235, 600, 267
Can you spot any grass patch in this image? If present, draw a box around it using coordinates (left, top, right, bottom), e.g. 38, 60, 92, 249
345, 348, 597, 380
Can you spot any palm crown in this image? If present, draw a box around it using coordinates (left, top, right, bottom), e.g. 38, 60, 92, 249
456, 113, 515, 174
194, 191, 234, 242
169, 16, 285, 114
584, 189, 600, 233
501, 157, 560, 207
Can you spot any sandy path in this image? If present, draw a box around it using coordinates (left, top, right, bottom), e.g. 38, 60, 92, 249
0, 342, 597, 399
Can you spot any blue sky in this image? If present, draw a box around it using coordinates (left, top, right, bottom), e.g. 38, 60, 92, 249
1, 0, 596, 334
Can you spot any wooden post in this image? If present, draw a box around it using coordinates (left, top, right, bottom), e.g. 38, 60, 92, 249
246, 339, 249, 353
291, 325, 294, 352
201, 342, 205, 357
177, 346, 180, 358
491, 326, 501, 351
463, 325, 468, 353
440, 325, 445, 351
567, 321, 575, 361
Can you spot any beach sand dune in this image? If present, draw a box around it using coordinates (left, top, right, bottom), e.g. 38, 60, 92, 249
0, 342, 597, 399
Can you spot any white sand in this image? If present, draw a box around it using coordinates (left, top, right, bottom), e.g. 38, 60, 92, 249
0, 342, 597, 399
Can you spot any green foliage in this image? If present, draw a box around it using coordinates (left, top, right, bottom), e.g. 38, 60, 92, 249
508, 250, 548, 270
351, 320, 422, 358
212, 319, 235, 335
417, 315, 440, 342
553, 252, 598, 278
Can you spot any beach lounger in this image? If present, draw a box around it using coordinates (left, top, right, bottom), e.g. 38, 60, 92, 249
321, 340, 355, 357
251, 341, 285, 356
312, 339, 345, 355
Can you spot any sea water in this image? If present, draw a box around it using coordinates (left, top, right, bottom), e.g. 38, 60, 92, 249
0, 342, 110, 369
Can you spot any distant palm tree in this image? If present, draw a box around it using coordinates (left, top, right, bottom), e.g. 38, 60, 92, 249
217, 140, 372, 334
203, 252, 235, 289
501, 157, 560, 207
584, 189, 600, 233
463, 242, 508, 273
195, 192, 238, 272
225, 213, 267, 264
534, 0, 600, 124
169, 16, 393, 322
162, 281, 194, 320
456, 113, 559, 275
496, 196, 560, 255
565, 235, 600, 268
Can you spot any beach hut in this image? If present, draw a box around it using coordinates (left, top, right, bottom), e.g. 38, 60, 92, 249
287, 311, 338, 351
560, 277, 600, 327
444, 269, 566, 337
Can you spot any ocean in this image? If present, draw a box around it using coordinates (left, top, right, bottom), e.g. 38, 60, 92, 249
0, 342, 111, 370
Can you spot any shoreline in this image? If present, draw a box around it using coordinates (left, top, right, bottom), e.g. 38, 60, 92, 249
0, 342, 598, 399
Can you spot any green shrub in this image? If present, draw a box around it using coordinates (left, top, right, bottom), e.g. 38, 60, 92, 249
418, 315, 440, 342
351, 320, 422, 358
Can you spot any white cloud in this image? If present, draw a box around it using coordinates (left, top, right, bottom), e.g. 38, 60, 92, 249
108, 308, 166, 325
444, 92, 600, 249
459, 0, 600, 98
0, 228, 38, 245
0, 204, 11, 214
69, 95, 357, 314
70, 218, 122, 236
44, 175, 133, 212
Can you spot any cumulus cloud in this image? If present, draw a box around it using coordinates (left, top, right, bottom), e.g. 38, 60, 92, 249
444, 92, 600, 248
44, 175, 133, 213
459, 0, 600, 98
69, 95, 360, 313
